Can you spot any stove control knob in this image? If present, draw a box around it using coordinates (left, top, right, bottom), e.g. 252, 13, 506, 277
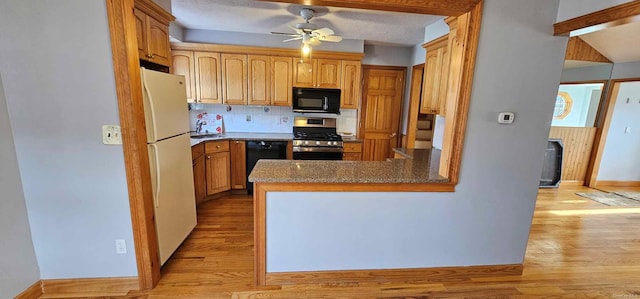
316, 141, 321, 145
333, 141, 338, 146
304, 141, 309, 145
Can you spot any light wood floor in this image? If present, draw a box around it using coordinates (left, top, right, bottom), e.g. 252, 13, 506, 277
116, 186, 640, 298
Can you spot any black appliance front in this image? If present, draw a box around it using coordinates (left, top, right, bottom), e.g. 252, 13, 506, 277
292, 151, 343, 160
245, 141, 288, 194
292, 87, 341, 114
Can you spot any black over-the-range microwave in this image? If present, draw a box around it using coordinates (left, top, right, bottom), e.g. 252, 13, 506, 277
292, 87, 341, 114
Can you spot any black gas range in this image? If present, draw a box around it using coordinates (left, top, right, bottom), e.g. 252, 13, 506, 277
292, 117, 343, 160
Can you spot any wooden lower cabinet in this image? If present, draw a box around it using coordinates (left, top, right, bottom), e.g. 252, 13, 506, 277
191, 143, 206, 204
192, 155, 206, 204
342, 141, 363, 161
206, 151, 231, 195
230, 140, 247, 190
204, 140, 231, 196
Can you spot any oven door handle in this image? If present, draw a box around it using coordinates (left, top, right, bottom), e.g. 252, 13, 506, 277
293, 146, 344, 153
293, 109, 330, 113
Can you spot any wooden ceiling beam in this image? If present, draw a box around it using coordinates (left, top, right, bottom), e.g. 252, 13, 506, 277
554, 0, 640, 36
258, 0, 481, 16
565, 37, 612, 63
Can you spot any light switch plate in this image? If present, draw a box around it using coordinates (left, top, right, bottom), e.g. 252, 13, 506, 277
102, 125, 122, 145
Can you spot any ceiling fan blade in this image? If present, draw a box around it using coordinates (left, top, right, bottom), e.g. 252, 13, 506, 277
270, 32, 299, 37
283, 37, 303, 42
313, 27, 334, 37
309, 39, 322, 46
321, 35, 343, 42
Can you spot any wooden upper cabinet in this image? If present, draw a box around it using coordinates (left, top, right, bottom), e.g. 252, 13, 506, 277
133, 0, 174, 67
340, 60, 361, 109
133, 9, 148, 61
317, 59, 341, 88
293, 59, 316, 87
293, 59, 341, 88
171, 51, 196, 103
271, 56, 293, 106
195, 52, 222, 104
248, 55, 270, 106
420, 35, 449, 115
221, 53, 248, 105
146, 17, 171, 66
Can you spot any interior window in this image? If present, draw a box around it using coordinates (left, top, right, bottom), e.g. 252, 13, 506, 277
551, 83, 604, 127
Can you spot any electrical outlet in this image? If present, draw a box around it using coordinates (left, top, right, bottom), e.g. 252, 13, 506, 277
115, 239, 127, 254
246, 115, 252, 122
625, 126, 631, 134
102, 125, 122, 145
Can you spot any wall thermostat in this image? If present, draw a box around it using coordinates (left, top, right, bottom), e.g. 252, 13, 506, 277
498, 112, 515, 124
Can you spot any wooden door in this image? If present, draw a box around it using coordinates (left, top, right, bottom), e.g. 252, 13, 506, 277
230, 140, 247, 190
317, 59, 341, 88
360, 67, 406, 161
293, 59, 316, 87
221, 53, 248, 105
340, 60, 362, 109
248, 55, 270, 105
146, 17, 171, 66
206, 151, 231, 195
271, 56, 293, 106
171, 50, 196, 103
192, 155, 206, 204
194, 52, 222, 104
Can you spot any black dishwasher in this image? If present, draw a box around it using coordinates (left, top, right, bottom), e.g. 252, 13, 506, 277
246, 141, 288, 194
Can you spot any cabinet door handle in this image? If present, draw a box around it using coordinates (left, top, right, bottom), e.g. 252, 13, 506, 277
206, 155, 211, 159
389, 133, 397, 138
216, 145, 221, 148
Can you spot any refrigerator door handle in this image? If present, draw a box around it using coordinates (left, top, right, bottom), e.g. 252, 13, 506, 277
142, 71, 159, 141
150, 143, 161, 208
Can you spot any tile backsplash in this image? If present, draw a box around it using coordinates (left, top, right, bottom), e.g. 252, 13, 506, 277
189, 104, 358, 135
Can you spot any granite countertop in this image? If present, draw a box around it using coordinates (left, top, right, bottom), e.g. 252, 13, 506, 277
249, 148, 447, 184
341, 136, 363, 143
392, 148, 425, 159
190, 132, 294, 146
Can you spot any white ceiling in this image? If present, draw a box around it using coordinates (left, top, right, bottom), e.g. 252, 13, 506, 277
171, 0, 443, 46
579, 22, 640, 63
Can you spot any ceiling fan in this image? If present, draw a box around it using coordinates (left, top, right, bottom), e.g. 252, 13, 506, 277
270, 8, 343, 48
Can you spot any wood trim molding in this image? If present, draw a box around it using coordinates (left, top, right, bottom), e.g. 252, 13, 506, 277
106, 0, 159, 289
554, 0, 640, 36
134, 0, 175, 25
441, 1, 484, 184
172, 42, 365, 61
595, 181, 640, 187
422, 34, 449, 50
406, 64, 425, 149
559, 180, 585, 187
259, 0, 482, 17
14, 281, 42, 299
41, 277, 138, 297
564, 37, 612, 62
265, 264, 523, 286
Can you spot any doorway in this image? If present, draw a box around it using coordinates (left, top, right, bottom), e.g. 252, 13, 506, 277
359, 66, 406, 161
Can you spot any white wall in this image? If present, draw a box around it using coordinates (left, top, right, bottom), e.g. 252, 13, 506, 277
0, 73, 40, 297
362, 45, 412, 66
266, 0, 568, 272
611, 61, 640, 79
557, 0, 634, 22
597, 81, 640, 181
0, 0, 137, 278
184, 29, 365, 53
561, 64, 613, 82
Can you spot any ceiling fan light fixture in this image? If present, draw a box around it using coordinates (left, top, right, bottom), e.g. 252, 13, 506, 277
301, 43, 311, 56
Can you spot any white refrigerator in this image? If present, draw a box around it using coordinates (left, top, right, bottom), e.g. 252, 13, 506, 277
141, 67, 197, 265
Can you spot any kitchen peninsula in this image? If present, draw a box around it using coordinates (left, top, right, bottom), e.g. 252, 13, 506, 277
246, 148, 490, 287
